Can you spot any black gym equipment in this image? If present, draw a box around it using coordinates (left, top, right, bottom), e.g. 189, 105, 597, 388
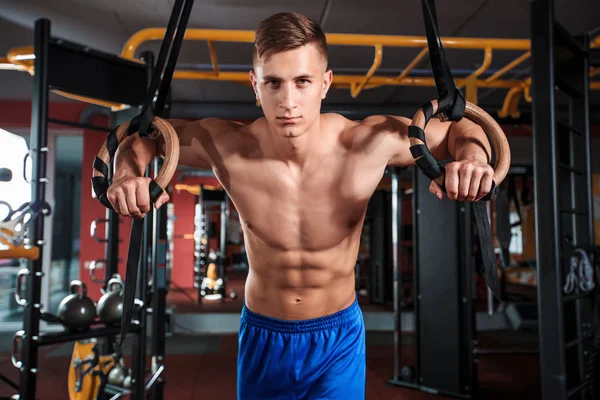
389, 166, 477, 398
11, 18, 147, 399
388, 1, 600, 399
96, 276, 125, 326
388, 1, 501, 395
56, 280, 98, 332
10, 0, 192, 395
531, 1, 600, 398
365, 174, 396, 306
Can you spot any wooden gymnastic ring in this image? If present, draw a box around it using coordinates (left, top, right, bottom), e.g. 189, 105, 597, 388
92, 117, 179, 209
410, 99, 511, 191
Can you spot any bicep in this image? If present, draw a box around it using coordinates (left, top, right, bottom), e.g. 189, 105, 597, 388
166, 118, 215, 170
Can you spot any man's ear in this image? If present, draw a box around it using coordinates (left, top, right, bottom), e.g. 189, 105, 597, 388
322, 69, 333, 99
249, 70, 259, 100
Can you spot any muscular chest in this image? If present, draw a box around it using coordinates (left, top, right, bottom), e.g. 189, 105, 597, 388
220, 154, 383, 250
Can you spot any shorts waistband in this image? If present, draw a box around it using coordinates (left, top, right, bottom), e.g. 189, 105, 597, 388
241, 298, 361, 334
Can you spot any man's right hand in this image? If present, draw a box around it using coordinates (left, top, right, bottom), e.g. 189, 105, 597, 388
107, 175, 170, 219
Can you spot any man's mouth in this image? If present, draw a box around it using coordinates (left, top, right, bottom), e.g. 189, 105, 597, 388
277, 117, 300, 124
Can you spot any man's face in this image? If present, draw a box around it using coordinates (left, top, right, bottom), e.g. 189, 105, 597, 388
250, 43, 332, 138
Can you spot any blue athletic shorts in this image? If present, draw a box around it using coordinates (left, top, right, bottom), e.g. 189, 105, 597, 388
237, 298, 366, 399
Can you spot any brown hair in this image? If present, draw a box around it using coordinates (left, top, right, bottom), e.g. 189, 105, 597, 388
253, 12, 328, 65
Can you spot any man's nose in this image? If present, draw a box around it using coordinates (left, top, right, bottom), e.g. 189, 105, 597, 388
279, 85, 297, 110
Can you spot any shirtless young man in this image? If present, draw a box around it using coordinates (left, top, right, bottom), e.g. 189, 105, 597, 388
108, 12, 494, 400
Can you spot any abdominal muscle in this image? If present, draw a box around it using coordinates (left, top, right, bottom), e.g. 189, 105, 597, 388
243, 233, 360, 320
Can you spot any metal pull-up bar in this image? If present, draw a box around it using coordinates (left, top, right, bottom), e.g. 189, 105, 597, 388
2, 29, 599, 117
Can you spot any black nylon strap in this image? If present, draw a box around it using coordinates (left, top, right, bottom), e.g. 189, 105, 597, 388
91, 175, 108, 199
107, 129, 119, 161
473, 202, 501, 300
119, 218, 145, 346
408, 126, 426, 142
129, 107, 156, 139
422, 101, 435, 122
410, 144, 443, 181
92, 157, 113, 211
421, 0, 465, 121
93, 156, 109, 178
139, 0, 185, 114
115, 0, 194, 351
420, 0, 498, 298
149, 180, 164, 203
155, 0, 195, 116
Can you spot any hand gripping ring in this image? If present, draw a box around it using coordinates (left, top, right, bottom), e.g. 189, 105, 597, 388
91, 117, 180, 210
409, 99, 511, 197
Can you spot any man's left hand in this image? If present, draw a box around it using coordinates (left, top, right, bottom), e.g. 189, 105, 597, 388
429, 159, 494, 202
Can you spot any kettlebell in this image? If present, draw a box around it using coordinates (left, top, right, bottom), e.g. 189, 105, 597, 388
107, 358, 128, 386
122, 374, 132, 389
57, 280, 96, 331
97, 276, 124, 326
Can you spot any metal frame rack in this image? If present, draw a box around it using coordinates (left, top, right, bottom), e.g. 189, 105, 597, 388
388, 1, 600, 398
531, 1, 599, 399
10, 18, 169, 400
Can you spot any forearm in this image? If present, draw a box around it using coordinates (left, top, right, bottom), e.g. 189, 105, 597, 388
113, 118, 192, 180
113, 136, 162, 179
447, 118, 491, 163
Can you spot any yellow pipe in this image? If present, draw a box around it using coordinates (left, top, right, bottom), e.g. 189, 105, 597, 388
396, 47, 429, 81
4, 29, 597, 113
465, 75, 478, 105
326, 33, 530, 50
175, 183, 220, 195
7, 46, 34, 75
53, 90, 128, 110
207, 41, 220, 76
351, 45, 383, 98
498, 86, 524, 119
0, 57, 28, 71
0, 246, 39, 260
457, 47, 493, 90
524, 86, 531, 102
121, 28, 531, 60
485, 52, 531, 83
470, 47, 493, 79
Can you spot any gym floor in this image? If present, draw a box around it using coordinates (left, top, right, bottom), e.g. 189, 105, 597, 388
0, 328, 540, 399
0, 269, 542, 399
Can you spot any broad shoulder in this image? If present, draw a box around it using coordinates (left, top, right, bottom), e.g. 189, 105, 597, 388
185, 118, 253, 158
333, 114, 412, 151
195, 117, 247, 136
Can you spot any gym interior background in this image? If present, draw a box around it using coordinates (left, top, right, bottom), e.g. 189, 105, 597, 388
0, 0, 600, 399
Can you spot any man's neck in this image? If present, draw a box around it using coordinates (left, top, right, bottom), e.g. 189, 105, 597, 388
269, 116, 322, 167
